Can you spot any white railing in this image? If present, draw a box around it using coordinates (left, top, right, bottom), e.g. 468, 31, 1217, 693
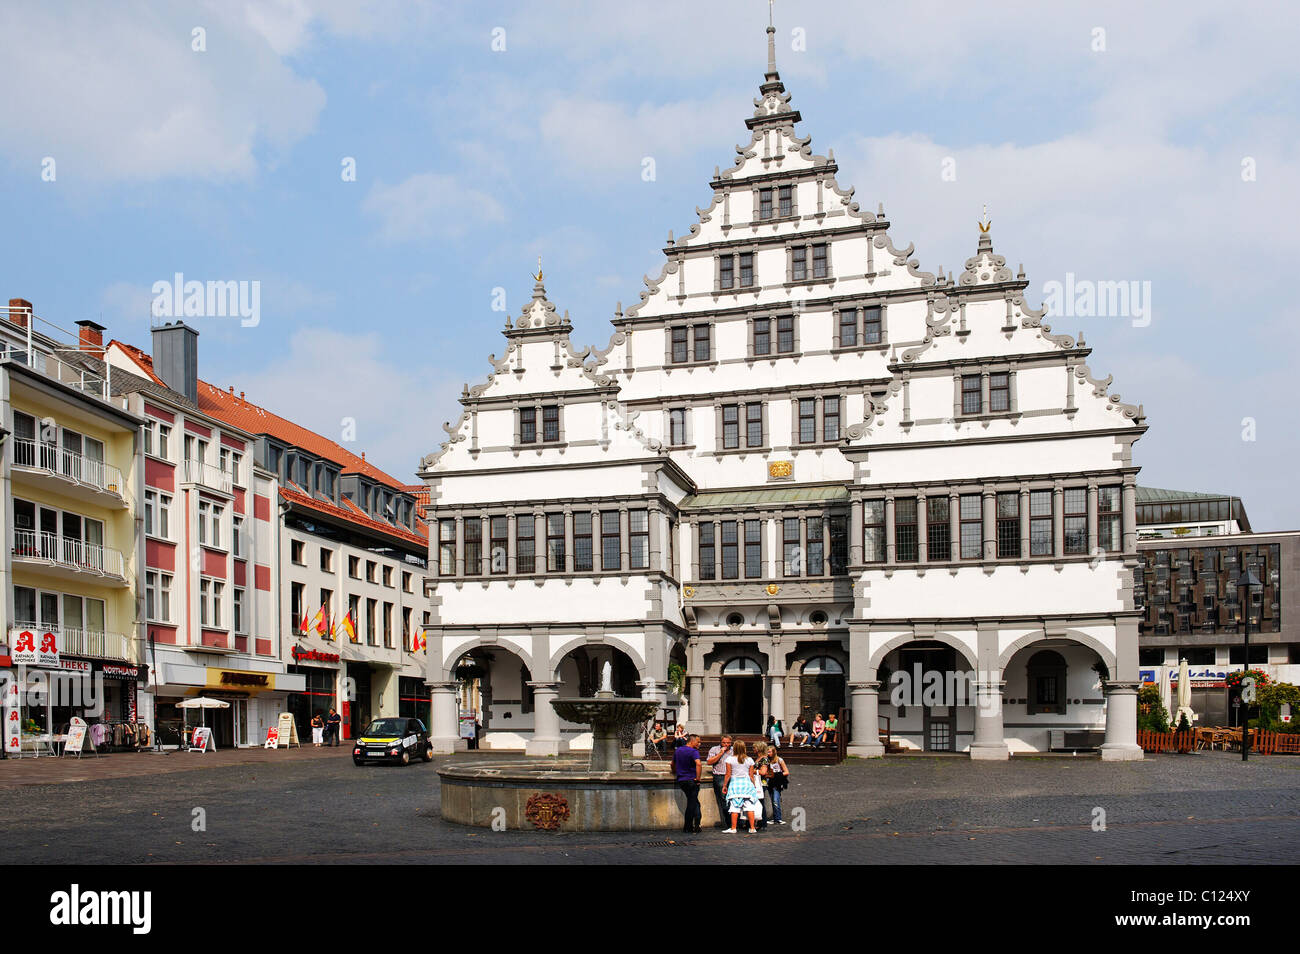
11, 438, 125, 498
0, 343, 110, 400
9, 624, 130, 661
182, 459, 233, 494
12, 529, 127, 578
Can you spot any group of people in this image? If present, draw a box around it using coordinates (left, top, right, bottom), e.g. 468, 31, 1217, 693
309, 707, 343, 747
671, 734, 790, 835
769, 712, 838, 749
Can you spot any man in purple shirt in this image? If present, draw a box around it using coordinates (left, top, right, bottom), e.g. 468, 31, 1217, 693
672, 734, 703, 834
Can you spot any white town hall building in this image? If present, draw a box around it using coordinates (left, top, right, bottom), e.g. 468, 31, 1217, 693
419, 24, 1147, 760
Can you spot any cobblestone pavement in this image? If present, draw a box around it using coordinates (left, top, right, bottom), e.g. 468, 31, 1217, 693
2, 750, 1296, 864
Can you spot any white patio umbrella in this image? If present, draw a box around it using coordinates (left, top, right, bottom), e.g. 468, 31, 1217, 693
176, 696, 229, 732
1174, 657, 1196, 728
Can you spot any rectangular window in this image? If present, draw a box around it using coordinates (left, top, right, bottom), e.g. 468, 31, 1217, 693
778, 185, 793, 217
1063, 488, 1088, 554
754, 319, 771, 356
746, 402, 764, 448
669, 408, 687, 446
829, 515, 847, 574
720, 256, 734, 289
989, 372, 1010, 413
838, 309, 856, 347
996, 492, 1020, 558
783, 517, 801, 577
198, 500, 210, 546
739, 252, 754, 287
759, 188, 773, 220
574, 512, 594, 572
776, 316, 795, 353
671, 326, 688, 363
699, 523, 716, 581
791, 247, 806, 282
542, 405, 560, 443
864, 500, 886, 563
199, 579, 211, 627
366, 597, 377, 645
961, 375, 982, 415
601, 511, 621, 571
490, 516, 508, 574
383, 601, 394, 648
721, 521, 739, 580
863, 307, 882, 344
463, 519, 482, 576
812, 244, 827, 278
1030, 490, 1054, 557
320, 548, 333, 572
960, 494, 983, 559
744, 519, 762, 578
1098, 487, 1122, 552
233, 588, 246, 635
722, 405, 740, 450
629, 510, 649, 570
232, 515, 243, 557
517, 515, 536, 574
798, 398, 817, 444
546, 514, 565, 572
519, 407, 537, 444
927, 497, 951, 562
895, 497, 919, 563
349, 555, 361, 578
823, 396, 840, 443
292, 540, 305, 564
806, 516, 824, 576
693, 324, 711, 362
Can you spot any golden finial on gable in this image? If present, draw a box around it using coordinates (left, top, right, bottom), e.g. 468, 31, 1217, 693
978, 203, 991, 233
533, 255, 543, 282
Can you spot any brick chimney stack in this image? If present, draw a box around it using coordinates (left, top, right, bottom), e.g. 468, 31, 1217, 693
76, 319, 106, 358
8, 298, 32, 329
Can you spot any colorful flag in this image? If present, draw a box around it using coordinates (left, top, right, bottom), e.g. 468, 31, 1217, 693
312, 604, 327, 635
299, 611, 310, 635
341, 608, 357, 643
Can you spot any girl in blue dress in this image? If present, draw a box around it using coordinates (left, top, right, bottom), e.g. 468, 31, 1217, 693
722, 739, 759, 834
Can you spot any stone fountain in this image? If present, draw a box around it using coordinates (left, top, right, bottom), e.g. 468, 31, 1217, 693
438, 663, 714, 831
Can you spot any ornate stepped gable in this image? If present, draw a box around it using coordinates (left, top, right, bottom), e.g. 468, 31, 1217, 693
423, 22, 1143, 473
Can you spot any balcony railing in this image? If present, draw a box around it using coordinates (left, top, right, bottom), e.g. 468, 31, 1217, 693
182, 459, 233, 494
11, 437, 125, 498
12, 529, 128, 579
9, 623, 130, 661
0, 344, 110, 400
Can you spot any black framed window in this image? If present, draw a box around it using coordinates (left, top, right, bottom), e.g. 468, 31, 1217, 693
1029, 491, 1053, 557
960, 494, 982, 559
759, 188, 773, 220
699, 523, 716, 580
927, 497, 950, 561
783, 518, 801, 577
754, 319, 771, 356
739, 252, 754, 287
490, 516, 508, 574
438, 520, 455, 574
669, 408, 687, 445
961, 375, 982, 415
722, 405, 740, 449
1063, 488, 1087, 554
806, 517, 824, 576
863, 307, 882, 344
601, 511, 621, 570
812, 244, 827, 278
1098, 487, 1122, 551
629, 510, 649, 570
542, 405, 560, 442
693, 324, 711, 362
519, 407, 537, 444
720, 256, 734, 289
895, 498, 918, 562
671, 326, 688, 363
829, 515, 847, 573
745, 402, 764, 448
838, 309, 856, 347
744, 519, 762, 578
798, 398, 817, 443
791, 247, 807, 281
721, 521, 739, 579
776, 316, 795, 353
574, 512, 594, 572
546, 514, 565, 572
989, 373, 1010, 413
996, 492, 1020, 558
778, 185, 793, 217
863, 500, 885, 563
823, 396, 840, 442
517, 516, 536, 573
463, 519, 482, 576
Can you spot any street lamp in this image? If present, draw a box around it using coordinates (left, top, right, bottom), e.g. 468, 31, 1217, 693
1237, 568, 1262, 762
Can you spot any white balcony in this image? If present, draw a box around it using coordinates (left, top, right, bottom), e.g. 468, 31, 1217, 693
12, 529, 130, 586
182, 459, 233, 495
10, 437, 128, 508
9, 624, 131, 662
0, 345, 111, 401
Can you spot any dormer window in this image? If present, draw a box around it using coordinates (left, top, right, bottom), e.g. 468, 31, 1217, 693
518, 404, 563, 446
757, 184, 795, 221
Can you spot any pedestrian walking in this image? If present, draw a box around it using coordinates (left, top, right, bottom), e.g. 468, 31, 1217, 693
766, 748, 789, 824
673, 733, 703, 833
706, 735, 733, 828
310, 712, 325, 747
722, 740, 759, 834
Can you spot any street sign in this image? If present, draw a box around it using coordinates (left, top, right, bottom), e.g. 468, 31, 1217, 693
190, 726, 214, 752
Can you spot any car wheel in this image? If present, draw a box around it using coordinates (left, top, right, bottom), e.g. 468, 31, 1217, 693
422, 743, 434, 762
399, 749, 410, 766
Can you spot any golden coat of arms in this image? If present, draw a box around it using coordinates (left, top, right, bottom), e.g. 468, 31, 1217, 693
766, 584, 780, 596
768, 460, 793, 479
683, 586, 695, 598
524, 792, 571, 830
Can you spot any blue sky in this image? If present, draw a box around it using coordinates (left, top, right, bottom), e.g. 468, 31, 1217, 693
1, 1, 1296, 527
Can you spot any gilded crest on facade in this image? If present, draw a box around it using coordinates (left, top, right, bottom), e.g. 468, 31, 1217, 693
524, 792, 571, 830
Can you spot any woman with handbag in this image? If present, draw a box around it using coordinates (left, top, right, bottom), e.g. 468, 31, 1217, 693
766, 748, 789, 824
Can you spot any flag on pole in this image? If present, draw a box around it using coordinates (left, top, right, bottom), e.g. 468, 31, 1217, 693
312, 604, 327, 636
341, 608, 357, 643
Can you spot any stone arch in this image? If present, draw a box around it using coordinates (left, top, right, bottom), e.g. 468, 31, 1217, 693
438, 638, 535, 682
867, 631, 978, 673
546, 635, 649, 684
998, 629, 1116, 675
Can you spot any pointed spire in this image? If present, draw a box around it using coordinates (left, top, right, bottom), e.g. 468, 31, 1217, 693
766, 0, 778, 79
977, 204, 993, 251
531, 255, 547, 300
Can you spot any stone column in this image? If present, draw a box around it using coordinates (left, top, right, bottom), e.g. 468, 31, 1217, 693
949, 490, 960, 560
454, 515, 465, 576
1087, 481, 1099, 556
1122, 478, 1138, 554
969, 678, 1009, 760
846, 680, 884, 757
884, 495, 896, 564
428, 681, 461, 754
917, 493, 928, 563
563, 508, 575, 573
1052, 481, 1064, 558
1099, 681, 1144, 761
525, 682, 565, 756
1018, 484, 1030, 559
982, 489, 996, 561
687, 676, 706, 733
849, 498, 864, 566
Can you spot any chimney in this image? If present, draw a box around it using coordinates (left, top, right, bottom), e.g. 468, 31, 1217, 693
77, 319, 106, 358
8, 298, 32, 330
151, 321, 200, 403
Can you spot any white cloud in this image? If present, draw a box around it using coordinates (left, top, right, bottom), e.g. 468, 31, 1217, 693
362, 172, 506, 242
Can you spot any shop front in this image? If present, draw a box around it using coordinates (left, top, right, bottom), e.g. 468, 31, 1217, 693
151, 656, 303, 748
399, 675, 431, 727
286, 646, 341, 742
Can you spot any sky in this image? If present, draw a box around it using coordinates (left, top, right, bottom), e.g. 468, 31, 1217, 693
1, 1, 1296, 527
